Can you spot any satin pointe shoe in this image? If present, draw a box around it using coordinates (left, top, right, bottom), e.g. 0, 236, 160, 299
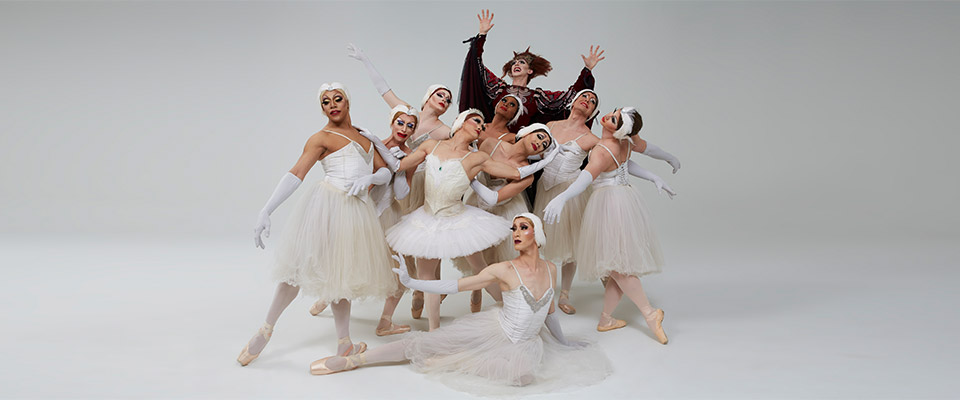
237, 323, 273, 366
557, 289, 576, 315
597, 312, 627, 332
338, 336, 367, 356
311, 353, 366, 375
309, 300, 328, 316
375, 317, 411, 336
470, 289, 482, 313
645, 309, 668, 344
411, 290, 424, 319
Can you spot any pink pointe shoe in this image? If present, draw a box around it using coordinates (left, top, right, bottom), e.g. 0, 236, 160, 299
237, 323, 273, 366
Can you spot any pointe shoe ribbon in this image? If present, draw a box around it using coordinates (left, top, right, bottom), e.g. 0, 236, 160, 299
597, 312, 627, 332
310, 353, 366, 375
557, 289, 576, 315
237, 323, 274, 366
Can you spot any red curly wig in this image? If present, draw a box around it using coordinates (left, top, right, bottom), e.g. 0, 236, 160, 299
501, 47, 552, 81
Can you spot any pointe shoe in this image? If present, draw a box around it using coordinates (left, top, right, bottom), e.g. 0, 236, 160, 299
411, 291, 424, 319
645, 309, 668, 344
470, 290, 482, 313
237, 323, 273, 366
337, 336, 367, 356
557, 289, 576, 315
597, 313, 627, 332
309, 300, 328, 316
311, 353, 365, 375
375, 317, 411, 336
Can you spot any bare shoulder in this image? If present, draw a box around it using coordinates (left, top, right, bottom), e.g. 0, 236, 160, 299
544, 260, 557, 276
431, 124, 452, 140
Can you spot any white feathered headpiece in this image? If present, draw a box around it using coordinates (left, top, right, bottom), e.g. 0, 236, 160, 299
515, 123, 555, 155
420, 84, 451, 110
514, 213, 546, 248
318, 82, 350, 106
500, 94, 526, 127
613, 107, 638, 140
451, 109, 484, 138
388, 104, 419, 128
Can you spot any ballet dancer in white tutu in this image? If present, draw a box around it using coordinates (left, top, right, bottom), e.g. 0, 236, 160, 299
544, 107, 679, 342
383, 109, 554, 331
238, 82, 401, 365
311, 213, 611, 396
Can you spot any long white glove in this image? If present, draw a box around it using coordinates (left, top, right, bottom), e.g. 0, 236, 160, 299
392, 255, 459, 294
393, 171, 410, 200
642, 142, 681, 174
627, 160, 676, 199
348, 167, 392, 197
346, 43, 391, 96
542, 170, 593, 224
388, 146, 407, 160
470, 179, 499, 208
254, 172, 302, 249
545, 312, 587, 348
517, 145, 560, 179
355, 128, 401, 172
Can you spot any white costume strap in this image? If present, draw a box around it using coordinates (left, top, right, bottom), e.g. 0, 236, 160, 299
429, 140, 443, 154
594, 144, 621, 166
508, 261, 525, 286
322, 129, 371, 153
490, 134, 510, 156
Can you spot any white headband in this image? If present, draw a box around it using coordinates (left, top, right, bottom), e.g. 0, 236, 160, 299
568, 89, 600, 120
500, 94, 526, 127
318, 82, 350, 106
451, 109, 484, 138
388, 104, 419, 127
514, 213, 546, 247
515, 123, 555, 154
613, 107, 636, 140
420, 84, 451, 110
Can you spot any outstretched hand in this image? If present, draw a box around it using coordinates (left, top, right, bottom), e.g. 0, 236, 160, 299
582, 45, 606, 70
653, 177, 677, 199
346, 43, 365, 61
391, 255, 412, 286
254, 212, 271, 249
478, 9, 494, 35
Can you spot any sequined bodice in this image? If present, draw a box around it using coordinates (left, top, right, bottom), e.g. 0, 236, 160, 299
498, 263, 554, 343
423, 154, 470, 217
541, 137, 588, 191
591, 144, 630, 188
320, 131, 375, 194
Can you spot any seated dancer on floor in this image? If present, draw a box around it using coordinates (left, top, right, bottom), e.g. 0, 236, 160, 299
532, 89, 602, 315
382, 110, 555, 331
456, 123, 556, 312
544, 107, 678, 343
238, 82, 400, 366
311, 214, 612, 397
458, 9, 604, 130
331, 43, 454, 320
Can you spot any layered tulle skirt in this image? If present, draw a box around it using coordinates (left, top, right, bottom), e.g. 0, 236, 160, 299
533, 179, 592, 265
272, 181, 398, 302
385, 203, 511, 260
401, 307, 611, 395
576, 184, 664, 280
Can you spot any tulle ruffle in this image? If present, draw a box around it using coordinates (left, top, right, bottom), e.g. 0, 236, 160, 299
385, 205, 511, 259
576, 184, 663, 280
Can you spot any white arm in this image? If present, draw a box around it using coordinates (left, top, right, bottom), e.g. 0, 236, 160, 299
393, 171, 410, 200
517, 145, 559, 179
346, 43, 391, 96
542, 170, 593, 224
470, 179, 499, 208
627, 160, 676, 199
544, 312, 586, 348
641, 142, 681, 174
348, 167, 392, 197
254, 172, 302, 249
392, 256, 459, 294
356, 128, 401, 171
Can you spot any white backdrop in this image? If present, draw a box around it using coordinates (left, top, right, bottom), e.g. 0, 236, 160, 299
3, 1, 958, 240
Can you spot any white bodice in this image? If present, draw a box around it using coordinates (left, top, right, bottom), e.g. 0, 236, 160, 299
540, 138, 588, 191
498, 263, 554, 343
423, 153, 471, 217
320, 131, 375, 194
591, 144, 630, 188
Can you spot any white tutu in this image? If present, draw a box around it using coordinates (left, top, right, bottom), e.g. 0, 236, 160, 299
385, 205, 511, 260
533, 178, 592, 265
272, 181, 398, 302
454, 192, 531, 276
576, 184, 664, 280
401, 307, 611, 396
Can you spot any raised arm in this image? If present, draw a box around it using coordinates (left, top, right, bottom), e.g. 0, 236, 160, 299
459, 9, 505, 117
532, 46, 602, 122
346, 43, 405, 108
629, 136, 681, 174
395, 139, 432, 172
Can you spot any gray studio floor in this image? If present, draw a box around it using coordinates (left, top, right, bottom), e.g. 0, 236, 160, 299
0, 232, 956, 399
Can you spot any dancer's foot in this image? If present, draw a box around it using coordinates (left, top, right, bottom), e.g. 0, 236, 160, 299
311, 353, 365, 375
597, 312, 627, 332
557, 289, 576, 315
644, 309, 668, 344
309, 300, 328, 316
411, 291, 424, 319
237, 323, 273, 366
375, 316, 411, 336
336, 336, 367, 357
470, 289, 482, 313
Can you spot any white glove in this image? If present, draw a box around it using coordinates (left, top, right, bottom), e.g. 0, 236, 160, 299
255, 172, 302, 249
388, 146, 407, 159
543, 170, 593, 224
346, 43, 391, 96
627, 160, 676, 199
392, 255, 460, 294
517, 145, 560, 179
348, 167, 392, 197
356, 128, 401, 172
470, 179, 499, 208
642, 143, 681, 174
545, 312, 587, 348
393, 171, 410, 200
